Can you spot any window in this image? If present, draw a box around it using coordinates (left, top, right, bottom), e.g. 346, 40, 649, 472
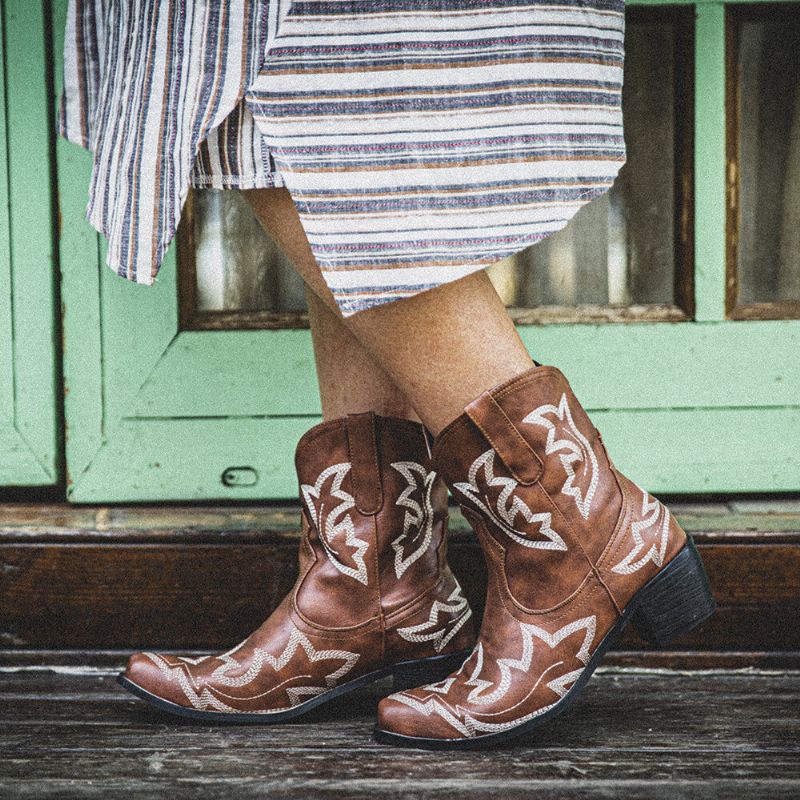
726, 3, 800, 319
179, 6, 695, 328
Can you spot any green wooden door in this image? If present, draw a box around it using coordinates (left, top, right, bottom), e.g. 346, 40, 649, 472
54, 0, 800, 503
0, 3, 61, 488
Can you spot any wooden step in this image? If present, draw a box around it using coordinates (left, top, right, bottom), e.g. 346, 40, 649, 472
1, 501, 798, 667
2, 657, 798, 796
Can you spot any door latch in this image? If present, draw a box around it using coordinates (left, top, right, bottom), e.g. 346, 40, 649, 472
221, 466, 259, 487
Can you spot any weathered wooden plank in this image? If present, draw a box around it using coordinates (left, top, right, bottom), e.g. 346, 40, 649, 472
4, 740, 799, 777
52, 0, 107, 487
691, 1, 727, 321
129, 323, 800, 418
67, 417, 316, 502
0, 542, 298, 649
4, 502, 800, 540
97, 236, 178, 441
592, 407, 800, 494
1, 537, 797, 651
0, 0, 12, 422
2, 648, 798, 672
133, 330, 321, 418
1, 502, 797, 656
1, 670, 798, 799
0, 781, 798, 800
0, 426, 50, 486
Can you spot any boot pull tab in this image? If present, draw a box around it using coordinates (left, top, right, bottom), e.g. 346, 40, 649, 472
422, 426, 434, 459
345, 412, 383, 515
465, 391, 543, 485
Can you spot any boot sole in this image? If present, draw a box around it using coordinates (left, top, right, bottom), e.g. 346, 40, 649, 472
374, 538, 716, 750
116, 649, 471, 724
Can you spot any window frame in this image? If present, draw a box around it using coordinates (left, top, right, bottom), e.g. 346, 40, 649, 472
177, 3, 699, 330
724, 1, 800, 321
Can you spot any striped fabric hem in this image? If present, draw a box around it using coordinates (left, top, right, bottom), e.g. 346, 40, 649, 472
244, 0, 627, 315
56, 0, 285, 285
57, 0, 627, 318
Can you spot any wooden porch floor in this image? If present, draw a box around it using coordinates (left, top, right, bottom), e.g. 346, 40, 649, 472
2, 658, 798, 799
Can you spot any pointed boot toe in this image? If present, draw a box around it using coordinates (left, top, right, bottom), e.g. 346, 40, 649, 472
375, 688, 468, 746
120, 651, 160, 693
375, 695, 419, 737
117, 651, 196, 712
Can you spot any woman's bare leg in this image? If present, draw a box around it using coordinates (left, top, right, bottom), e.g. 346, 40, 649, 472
305, 287, 417, 421
346, 271, 534, 434
241, 187, 416, 422
242, 187, 534, 434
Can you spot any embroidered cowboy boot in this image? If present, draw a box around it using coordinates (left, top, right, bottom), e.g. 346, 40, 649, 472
375, 365, 715, 749
118, 413, 475, 721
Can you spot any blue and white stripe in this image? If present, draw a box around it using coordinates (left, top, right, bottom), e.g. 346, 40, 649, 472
58, 0, 626, 316
57, 0, 286, 284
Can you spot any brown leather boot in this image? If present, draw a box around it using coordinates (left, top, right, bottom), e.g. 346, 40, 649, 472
375, 365, 715, 749
117, 413, 475, 721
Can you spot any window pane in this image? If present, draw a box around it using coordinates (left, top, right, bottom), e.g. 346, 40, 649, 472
734, 9, 800, 305
186, 8, 691, 321
487, 10, 686, 309
192, 189, 305, 313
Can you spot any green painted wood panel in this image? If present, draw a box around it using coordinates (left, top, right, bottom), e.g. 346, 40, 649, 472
693, 3, 728, 322
53, 0, 800, 502
0, 3, 12, 423
51, 0, 103, 486
0, 1, 60, 486
65, 407, 800, 502
130, 322, 799, 419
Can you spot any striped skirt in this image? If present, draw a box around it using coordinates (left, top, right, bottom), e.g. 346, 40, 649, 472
57, 0, 627, 317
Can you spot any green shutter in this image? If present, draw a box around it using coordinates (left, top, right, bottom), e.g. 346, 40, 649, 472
0, 2, 61, 487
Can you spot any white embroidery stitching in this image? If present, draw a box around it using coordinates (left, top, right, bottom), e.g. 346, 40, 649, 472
453, 449, 567, 551
390, 461, 436, 578
396, 583, 473, 653
465, 616, 596, 706
392, 693, 474, 737
301, 462, 369, 585
144, 651, 238, 713
391, 615, 596, 737
523, 393, 599, 520
611, 487, 671, 575
464, 643, 494, 702
144, 626, 360, 713
420, 677, 458, 694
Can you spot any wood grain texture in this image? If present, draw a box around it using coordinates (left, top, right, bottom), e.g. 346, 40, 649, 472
1, 503, 798, 656
1, 665, 798, 798
0, 542, 800, 651
59, 405, 800, 502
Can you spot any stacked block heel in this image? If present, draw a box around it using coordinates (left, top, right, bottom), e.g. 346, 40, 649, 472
631, 539, 716, 647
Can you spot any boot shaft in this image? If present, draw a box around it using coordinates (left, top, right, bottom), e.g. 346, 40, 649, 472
432, 366, 687, 613
295, 413, 450, 627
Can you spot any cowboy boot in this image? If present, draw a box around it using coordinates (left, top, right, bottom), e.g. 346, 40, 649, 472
375, 365, 715, 748
117, 413, 475, 721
